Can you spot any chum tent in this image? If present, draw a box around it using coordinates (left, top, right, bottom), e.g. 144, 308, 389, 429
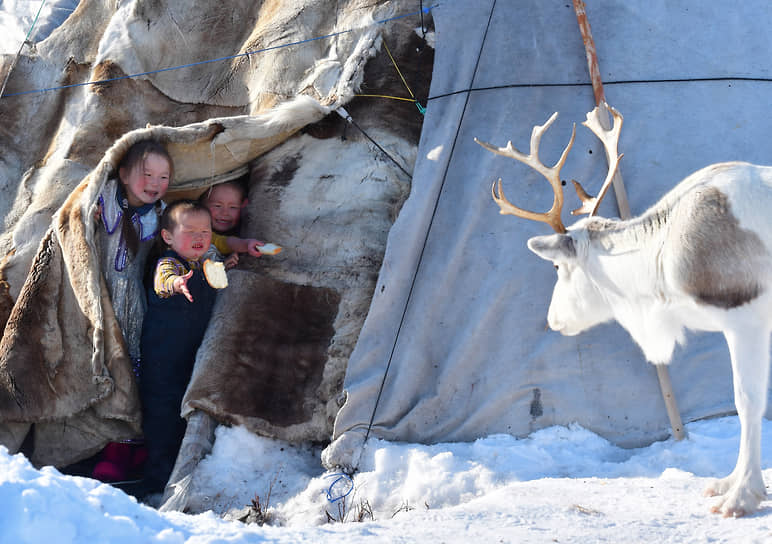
1, 0, 772, 505
0, 0, 428, 479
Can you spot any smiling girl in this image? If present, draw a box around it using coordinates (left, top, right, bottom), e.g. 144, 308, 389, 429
92, 140, 173, 486
97, 140, 173, 363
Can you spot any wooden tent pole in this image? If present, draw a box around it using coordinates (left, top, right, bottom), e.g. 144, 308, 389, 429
573, 0, 630, 217
572, 0, 686, 440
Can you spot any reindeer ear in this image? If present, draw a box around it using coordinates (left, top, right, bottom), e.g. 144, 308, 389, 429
527, 234, 575, 261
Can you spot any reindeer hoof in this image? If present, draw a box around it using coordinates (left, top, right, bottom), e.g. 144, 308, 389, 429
710, 504, 747, 518
709, 486, 763, 518
704, 476, 734, 498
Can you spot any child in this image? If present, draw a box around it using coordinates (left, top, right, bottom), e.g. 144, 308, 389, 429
92, 139, 173, 483
137, 199, 219, 497
97, 139, 172, 364
201, 180, 264, 268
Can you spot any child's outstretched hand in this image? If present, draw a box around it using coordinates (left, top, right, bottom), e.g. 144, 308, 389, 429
224, 252, 239, 269
245, 239, 265, 257
173, 269, 195, 302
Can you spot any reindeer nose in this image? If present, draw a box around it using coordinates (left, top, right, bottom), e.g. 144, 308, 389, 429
546, 312, 571, 335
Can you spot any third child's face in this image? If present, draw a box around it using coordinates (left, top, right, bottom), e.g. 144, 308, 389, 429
205, 185, 244, 233
164, 211, 212, 261
121, 153, 171, 207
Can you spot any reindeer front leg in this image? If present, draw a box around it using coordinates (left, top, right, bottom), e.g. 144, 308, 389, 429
704, 326, 769, 517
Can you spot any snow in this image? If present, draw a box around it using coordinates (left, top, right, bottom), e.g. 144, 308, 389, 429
0, 0, 78, 53
3, 416, 772, 542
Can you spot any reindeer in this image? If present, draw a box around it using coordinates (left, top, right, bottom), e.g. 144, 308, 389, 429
476, 105, 772, 517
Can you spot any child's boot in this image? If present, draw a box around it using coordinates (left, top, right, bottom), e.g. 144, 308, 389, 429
92, 442, 132, 482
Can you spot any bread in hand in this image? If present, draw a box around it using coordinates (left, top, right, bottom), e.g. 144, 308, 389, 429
258, 243, 282, 256
203, 259, 228, 289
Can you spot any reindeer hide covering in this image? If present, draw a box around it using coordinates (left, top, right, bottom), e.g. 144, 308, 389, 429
0, 0, 427, 469
0, 101, 328, 466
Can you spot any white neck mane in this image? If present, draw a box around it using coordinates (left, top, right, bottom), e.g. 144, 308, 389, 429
573, 212, 686, 364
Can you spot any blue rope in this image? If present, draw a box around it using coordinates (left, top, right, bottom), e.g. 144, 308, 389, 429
324, 472, 354, 503
1, 4, 439, 100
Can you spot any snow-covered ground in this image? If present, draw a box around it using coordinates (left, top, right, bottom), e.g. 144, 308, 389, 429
2, 416, 772, 543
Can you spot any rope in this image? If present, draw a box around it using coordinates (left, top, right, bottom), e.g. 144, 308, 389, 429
1, 4, 439, 100
336, 107, 412, 178
382, 38, 426, 115
22, 0, 48, 42
353, 34, 427, 114
419, 0, 428, 40
359, 0, 498, 453
383, 39, 415, 101
425, 76, 772, 103
0, 0, 48, 99
355, 94, 416, 103
324, 472, 354, 503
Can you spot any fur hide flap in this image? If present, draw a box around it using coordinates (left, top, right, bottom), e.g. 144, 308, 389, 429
182, 270, 341, 442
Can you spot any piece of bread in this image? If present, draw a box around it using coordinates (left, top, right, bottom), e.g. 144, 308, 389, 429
258, 242, 282, 256
203, 259, 228, 289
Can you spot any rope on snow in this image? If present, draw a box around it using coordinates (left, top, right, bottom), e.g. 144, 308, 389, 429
324, 472, 354, 503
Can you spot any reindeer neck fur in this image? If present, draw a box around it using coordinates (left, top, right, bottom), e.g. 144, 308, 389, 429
567, 210, 683, 364
564, 164, 772, 364
568, 210, 669, 293
575, 210, 668, 250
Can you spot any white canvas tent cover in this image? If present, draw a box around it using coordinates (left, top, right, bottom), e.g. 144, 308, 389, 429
324, 0, 772, 469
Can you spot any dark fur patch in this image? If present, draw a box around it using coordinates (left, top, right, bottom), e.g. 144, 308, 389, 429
189, 274, 340, 426
331, 15, 434, 145
91, 60, 125, 97
302, 112, 347, 140
0, 280, 12, 340
675, 187, 766, 308
0, 249, 16, 339
262, 153, 300, 190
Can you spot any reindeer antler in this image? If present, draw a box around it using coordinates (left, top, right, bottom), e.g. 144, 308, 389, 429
476, 105, 624, 231
570, 103, 624, 217
474, 112, 576, 234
